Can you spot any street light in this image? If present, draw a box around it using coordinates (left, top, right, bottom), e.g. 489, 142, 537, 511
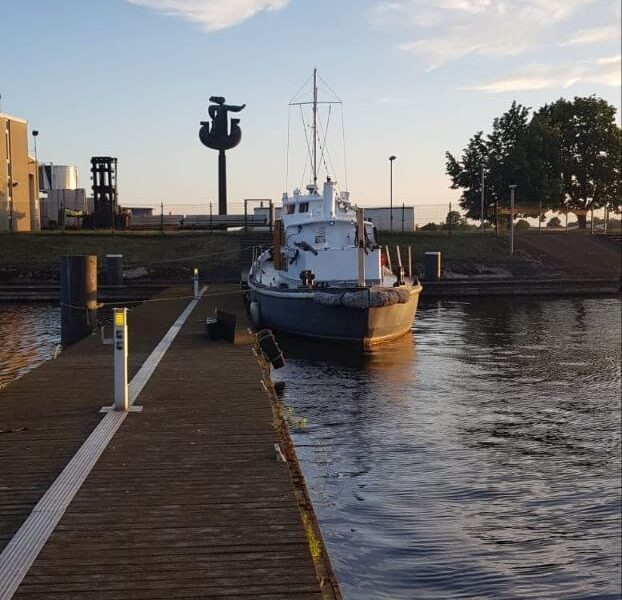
32, 130, 39, 164
389, 155, 396, 233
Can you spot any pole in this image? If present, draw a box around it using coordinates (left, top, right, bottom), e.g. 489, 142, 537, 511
408, 244, 412, 280
60, 255, 98, 347
565, 207, 569, 233
384, 245, 392, 273
480, 165, 485, 233
160, 201, 164, 234
218, 149, 227, 215
495, 201, 499, 236
113, 308, 128, 411
389, 157, 395, 233
401, 202, 405, 233
448, 201, 452, 236
509, 185, 516, 256
395, 245, 404, 284
193, 267, 199, 300
604, 206, 608, 236
357, 208, 365, 288
590, 205, 594, 235
312, 68, 318, 189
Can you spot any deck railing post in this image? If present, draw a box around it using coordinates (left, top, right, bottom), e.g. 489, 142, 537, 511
113, 308, 128, 411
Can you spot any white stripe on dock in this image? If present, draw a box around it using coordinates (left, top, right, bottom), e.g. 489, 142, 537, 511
0, 288, 206, 600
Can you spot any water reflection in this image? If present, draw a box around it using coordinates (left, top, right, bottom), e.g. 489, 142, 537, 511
276, 296, 622, 600
0, 304, 60, 390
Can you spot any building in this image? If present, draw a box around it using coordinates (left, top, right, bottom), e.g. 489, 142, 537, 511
127, 207, 154, 218
38, 164, 88, 229
0, 113, 40, 232
363, 206, 415, 232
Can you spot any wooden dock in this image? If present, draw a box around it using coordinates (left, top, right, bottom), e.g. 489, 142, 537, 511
0, 286, 340, 599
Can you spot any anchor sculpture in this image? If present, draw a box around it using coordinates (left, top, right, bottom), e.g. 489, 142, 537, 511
199, 96, 246, 215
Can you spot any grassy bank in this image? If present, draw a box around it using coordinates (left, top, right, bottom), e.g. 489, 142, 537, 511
0, 231, 241, 283
1, 229, 618, 284
378, 231, 621, 278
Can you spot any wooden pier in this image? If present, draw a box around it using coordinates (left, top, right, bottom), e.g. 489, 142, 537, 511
0, 286, 340, 599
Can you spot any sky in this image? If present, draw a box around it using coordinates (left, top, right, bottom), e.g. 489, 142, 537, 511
1, 0, 620, 211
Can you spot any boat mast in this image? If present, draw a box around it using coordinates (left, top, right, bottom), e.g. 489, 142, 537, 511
312, 67, 318, 190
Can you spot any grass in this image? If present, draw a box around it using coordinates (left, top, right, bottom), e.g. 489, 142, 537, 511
0, 230, 241, 282
377, 231, 540, 276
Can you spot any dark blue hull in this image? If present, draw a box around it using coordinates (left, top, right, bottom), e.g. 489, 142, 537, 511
248, 283, 421, 349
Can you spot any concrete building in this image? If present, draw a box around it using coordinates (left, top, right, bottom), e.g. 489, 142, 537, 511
0, 113, 40, 232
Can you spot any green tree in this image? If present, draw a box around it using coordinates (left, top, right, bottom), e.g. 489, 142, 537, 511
537, 96, 621, 228
446, 102, 531, 222
444, 210, 464, 229
446, 131, 490, 221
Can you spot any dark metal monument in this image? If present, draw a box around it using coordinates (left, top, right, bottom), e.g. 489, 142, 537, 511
199, 97, 246, 215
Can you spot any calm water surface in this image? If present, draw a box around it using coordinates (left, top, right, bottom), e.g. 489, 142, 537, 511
274, 297, 621, 600
0, 298, 620, 599
0, 304, 60, 390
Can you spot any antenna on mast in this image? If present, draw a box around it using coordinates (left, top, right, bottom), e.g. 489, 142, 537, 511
312, 67, 318, 190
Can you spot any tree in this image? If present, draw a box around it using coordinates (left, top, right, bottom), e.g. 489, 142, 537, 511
446, 131, 490, 221
515, 219, 530, 230
547, 216, 562, 228
446, 102, 531, 222
444, 210, 464, 229
446, 96, 621, 228
537, 96, 621, 228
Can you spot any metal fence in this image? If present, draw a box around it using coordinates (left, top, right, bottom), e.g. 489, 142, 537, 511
46, 197, 621, 235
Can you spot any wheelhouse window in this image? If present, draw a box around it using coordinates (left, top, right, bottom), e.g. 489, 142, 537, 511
298, 202, 309, 213
285, 204, 295, 215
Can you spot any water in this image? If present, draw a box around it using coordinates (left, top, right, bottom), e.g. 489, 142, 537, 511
0, 304, 60, 390
1, 298, 620, 598
274, 297, 622, 600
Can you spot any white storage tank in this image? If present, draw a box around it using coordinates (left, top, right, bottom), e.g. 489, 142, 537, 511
39, 164, 79, 191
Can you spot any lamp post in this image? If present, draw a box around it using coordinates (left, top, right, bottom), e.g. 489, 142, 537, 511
509, 184, 516, 256
32, 130, 39, 164
389, 155, 396, 233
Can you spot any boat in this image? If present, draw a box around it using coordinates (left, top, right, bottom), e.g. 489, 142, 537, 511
247, 70, 422, 349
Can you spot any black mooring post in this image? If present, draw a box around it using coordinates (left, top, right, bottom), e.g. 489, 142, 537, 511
60, 255, 98, 347
218, 149, 227, 216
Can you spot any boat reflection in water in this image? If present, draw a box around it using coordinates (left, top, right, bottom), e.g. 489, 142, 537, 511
273, 329, 415, 376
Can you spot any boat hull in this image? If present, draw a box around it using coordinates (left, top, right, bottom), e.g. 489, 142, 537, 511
247, 283, 421, 350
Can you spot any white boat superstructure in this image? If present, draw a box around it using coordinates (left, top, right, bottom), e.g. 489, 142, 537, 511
250, 178, 382, 289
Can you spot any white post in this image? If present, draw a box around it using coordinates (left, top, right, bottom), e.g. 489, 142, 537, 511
113, 308, 128, 411
357, 208, 365, 288
193, 267, 199, 300
509, 185, 516, 256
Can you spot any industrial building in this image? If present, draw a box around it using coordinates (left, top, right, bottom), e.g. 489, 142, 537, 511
0, 113, 40, 232
39, 164, 89, 229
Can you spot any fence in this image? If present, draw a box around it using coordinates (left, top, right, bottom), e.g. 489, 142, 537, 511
39, 197, 622, 236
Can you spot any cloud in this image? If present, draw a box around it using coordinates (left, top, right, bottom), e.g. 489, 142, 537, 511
562, 25, 619, 46
370, 0, 598, 69
125, 0, 290, 31
464, 55, 621, 92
